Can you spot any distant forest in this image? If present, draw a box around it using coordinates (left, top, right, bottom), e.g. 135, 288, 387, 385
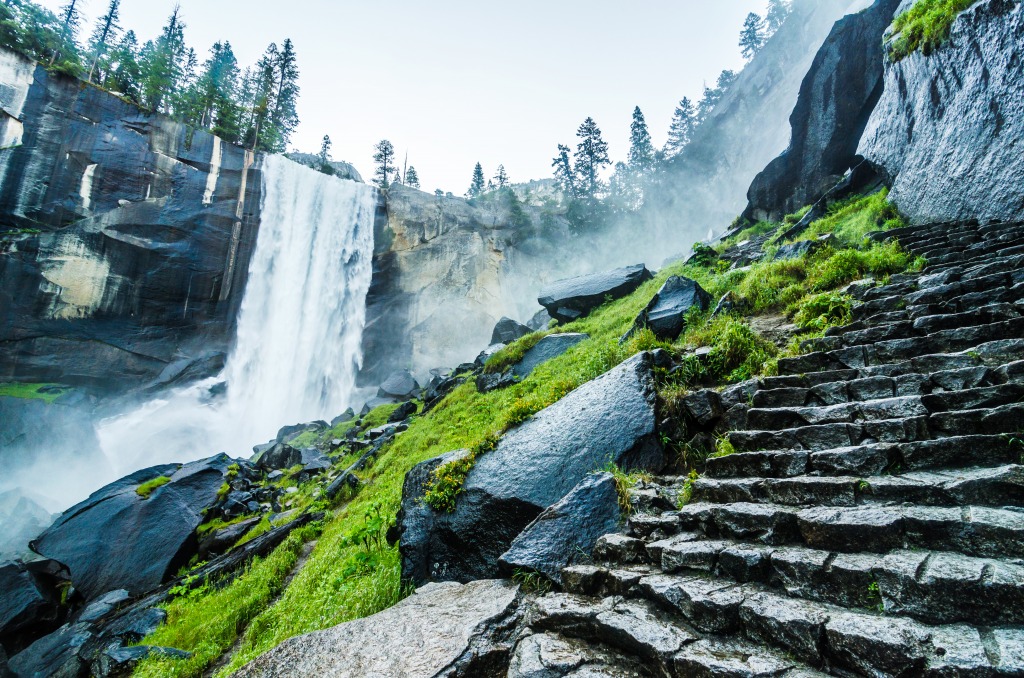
0, 0, 301, 152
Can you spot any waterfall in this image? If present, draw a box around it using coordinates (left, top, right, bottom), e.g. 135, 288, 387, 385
96, 155, 378, 474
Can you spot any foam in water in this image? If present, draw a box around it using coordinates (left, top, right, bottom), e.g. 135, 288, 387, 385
96, 155, 377, 475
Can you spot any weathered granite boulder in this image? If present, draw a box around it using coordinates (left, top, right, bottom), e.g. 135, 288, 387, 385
491, 317, 533, 345
499, 473, 623, 585
377, 370, 421, 401
745, 0, 903, 221
0, 559, 69, 652
234, 580, 522, 678
7, 623, 93, 678
31, 455, 235, 600
539, 265, 654, 324
398, 352, 665, 585
252, 443, 302, 471
0, 48, 263, 392
859, 0, 1024, 225
629, 276, 711, 341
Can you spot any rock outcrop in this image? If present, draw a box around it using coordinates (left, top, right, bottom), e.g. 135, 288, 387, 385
859, 0, 1024, 225
397, 352, 666, 586
360, 183, 575, 383
234, 580, 522, 678
745, 0, 903, 222
31, 455, 236, 600
0, 48, 262, 392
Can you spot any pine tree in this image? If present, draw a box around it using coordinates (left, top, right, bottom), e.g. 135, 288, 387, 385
372, 139, 396, 189
766, 0, 792, 33
467, 162, 485, 197
494, 164, 509, 189
573, 117, 610, 198
87, 0, 121, 83
405, 165, 420, 189
551, 144, 576, 198
317, 134, 333, 174
268, 38, 300, 153
107, 30, 140, 101
245, 44, 278, 151
739, 12, 767, 60
664, 97, 696, 160
627, 106, 655, 173
195, 41, 241, 142
51, 0, 82, 69
141, 6, 187, 112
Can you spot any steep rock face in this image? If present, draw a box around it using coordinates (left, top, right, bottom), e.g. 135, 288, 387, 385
0, 48, 262, 391
859, 0, 1024, 225
646, 0, 873, 242
745, 0, 903, 222
361, 184, 573, 383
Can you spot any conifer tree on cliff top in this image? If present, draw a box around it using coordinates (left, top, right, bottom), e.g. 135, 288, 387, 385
664, 97, 696, 160
627, 106, 655, 174
467, 162, 486, 197
740, 12, 767, 60
405, 165, 421, 189
373, 139, 396, 189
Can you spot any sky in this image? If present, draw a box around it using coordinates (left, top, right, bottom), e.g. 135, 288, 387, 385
36, 0, 771, 193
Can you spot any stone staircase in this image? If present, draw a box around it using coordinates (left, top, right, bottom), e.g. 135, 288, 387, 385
513, 222, 1024, 677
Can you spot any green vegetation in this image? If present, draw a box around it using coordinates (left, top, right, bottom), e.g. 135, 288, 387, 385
135, 476, 171, 499
135, 190, 924, 677
484, 331, 550, 374
888, 0, 980, 61
133, 523, 321, 678
801, 190, 904, 245
602, 463, 654, 514
0, 382, 69, 403
0, 0, 301, 152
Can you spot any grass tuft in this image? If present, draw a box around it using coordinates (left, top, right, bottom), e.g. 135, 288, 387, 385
888, 0, 980, 61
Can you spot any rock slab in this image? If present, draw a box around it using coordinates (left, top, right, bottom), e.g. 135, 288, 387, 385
538, 265, 653, 324
234, 580, 521, 678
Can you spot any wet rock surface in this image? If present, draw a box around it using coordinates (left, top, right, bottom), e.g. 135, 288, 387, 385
859, 0, 1024, 225
539, 265, 653, 324
398, 352, 665, 585
234, 580, 521, 678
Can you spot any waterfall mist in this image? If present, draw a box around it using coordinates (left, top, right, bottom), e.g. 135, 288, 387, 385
95, 156, 377, 478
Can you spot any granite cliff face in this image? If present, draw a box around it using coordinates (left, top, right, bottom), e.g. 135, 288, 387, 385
859, 0, 1024, 225
745, 0, 903, 222
361, 184, 574, 383
0, 48, 262, 392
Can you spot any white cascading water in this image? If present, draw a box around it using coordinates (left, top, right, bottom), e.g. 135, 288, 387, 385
96, 155, 377, 475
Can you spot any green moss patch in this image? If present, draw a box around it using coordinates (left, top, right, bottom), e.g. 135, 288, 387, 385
889, 0, 980, 61
136, 476, 171, 499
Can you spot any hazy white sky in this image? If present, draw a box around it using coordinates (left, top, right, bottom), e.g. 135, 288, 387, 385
37, 0, 770, 192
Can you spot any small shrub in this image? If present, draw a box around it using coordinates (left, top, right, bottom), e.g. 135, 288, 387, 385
711, 437, 737, 459
792, 292, 853, 331
484, 331, 548, 374
678, 469, 701, 508
601, 462, 653, 514
136, 476, 171, 499
512, 568, 553, 594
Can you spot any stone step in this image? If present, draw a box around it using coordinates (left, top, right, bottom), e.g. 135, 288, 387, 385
636, 575, 1024, 676
825, 303, 1023, 350
728, 416, 930, 452
744, 396, 928, 431
852, 280, 1024, 320
745, 384, 1024, 430
804, 317, 1024, 360
528, 592, 698, 675
658, 502, 1024, 559
705, 436, 1020, 479
777, 337, 1024, 377
693, 465, 1024, 509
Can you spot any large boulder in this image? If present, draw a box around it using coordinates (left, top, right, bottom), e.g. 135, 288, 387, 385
629, 276, 712, 341
0, 560, 69, 652
744, 0, 903, 221
499, 472, 623, 585
31, 455, 235, 600
859, 0, 1024, 225
538, 265, 653, 324
252, 443, 302, 471
234, 580, 521, 678
377, 370, 421, 401
7, 623, 93, 678
490, 317, 533, 345
398, 352, 666, 586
